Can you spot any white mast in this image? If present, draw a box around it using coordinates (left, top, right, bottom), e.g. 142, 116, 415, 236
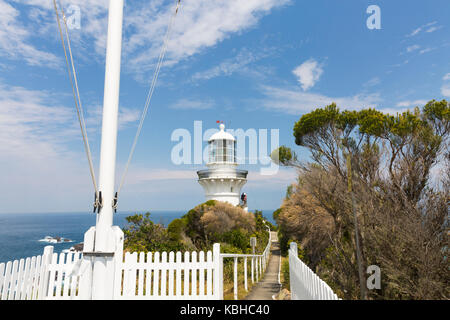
91, 0, 124, 299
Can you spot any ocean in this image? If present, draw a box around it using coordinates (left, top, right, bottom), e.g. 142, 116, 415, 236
0, 210, 276, 263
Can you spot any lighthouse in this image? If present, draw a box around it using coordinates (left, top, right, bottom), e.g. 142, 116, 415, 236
197, 123, 248, 209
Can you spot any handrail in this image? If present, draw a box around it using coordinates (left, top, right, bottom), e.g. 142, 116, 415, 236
220, 224, 272, 300
197, 169, 248, 179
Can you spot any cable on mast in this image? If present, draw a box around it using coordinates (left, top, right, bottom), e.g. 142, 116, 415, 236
115, 0, 182, 206
53, 0, 101, 212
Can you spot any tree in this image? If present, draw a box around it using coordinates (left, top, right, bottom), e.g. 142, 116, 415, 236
274, 100, 449, 299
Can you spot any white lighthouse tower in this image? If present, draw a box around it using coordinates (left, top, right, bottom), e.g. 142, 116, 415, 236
197, 123, 248, 209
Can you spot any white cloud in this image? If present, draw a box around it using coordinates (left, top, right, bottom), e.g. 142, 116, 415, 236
406, 44, 420, 52
406, 21, 438, 37
191, 47, 275, 82
125, 0, 291, 74
85, 105, 140, 130
168, 98, 214, 110
419, 47, 435, 55
425, 25, 443, 33
396, 100, 428, 108
0, 80, 141, 213
0, 0, 61, 68
246, 169, 297, 187
292, 59, 324, 91
363, 77, 381, 88
442, 73, 450, 97
441, 84, 450, 97
10, 0, 290, 77
258, 85, 383, 115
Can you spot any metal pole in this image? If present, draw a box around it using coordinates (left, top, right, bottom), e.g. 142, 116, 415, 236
92, 0, 124, 300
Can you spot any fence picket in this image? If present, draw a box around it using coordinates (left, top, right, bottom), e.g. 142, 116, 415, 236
7, 260, 19, 300
191, 251, 197, 297
129, 253, 138, 297
70, 253, 81, 299
14, 259, 26, 300
152, 252, 159, 297
206, 251, 212, 296
183, 252, 189, 297
145, 252, 152, 297
1, 262, 12, 300
160, 252, 167, 298
199, 251, 205, 297
0, 263, 5, 298
168, 252, 174, 298
19, 258, 31, 300
137, 252, 145, 297
175, 252, 182, 297
30, 256, 40, 300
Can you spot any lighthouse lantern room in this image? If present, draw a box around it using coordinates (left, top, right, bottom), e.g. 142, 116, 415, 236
197, 123, 248, 209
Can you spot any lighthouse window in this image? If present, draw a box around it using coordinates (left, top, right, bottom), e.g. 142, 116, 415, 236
209, 141, 215, 163
217, 139, 223, 162
228, 140, 234, 163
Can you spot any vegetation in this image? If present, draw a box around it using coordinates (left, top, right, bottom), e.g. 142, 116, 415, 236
122, 200, 273, 300
273, 100, 449, 300
123, 200, 271, 255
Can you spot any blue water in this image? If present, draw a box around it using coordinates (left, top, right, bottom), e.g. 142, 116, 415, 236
0, 210, 276, 263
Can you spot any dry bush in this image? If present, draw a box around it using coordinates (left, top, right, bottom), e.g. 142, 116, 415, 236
200, 201, 255, 235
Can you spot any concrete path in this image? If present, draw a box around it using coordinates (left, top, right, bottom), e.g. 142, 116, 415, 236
245, 231, 282, 300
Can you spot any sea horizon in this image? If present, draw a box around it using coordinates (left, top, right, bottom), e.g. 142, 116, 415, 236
0, 209, 276, 263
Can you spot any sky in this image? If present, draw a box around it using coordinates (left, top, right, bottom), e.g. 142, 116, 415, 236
0, 0, 449, 214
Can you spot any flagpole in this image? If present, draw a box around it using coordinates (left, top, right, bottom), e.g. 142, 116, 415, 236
91, 0, 124, 299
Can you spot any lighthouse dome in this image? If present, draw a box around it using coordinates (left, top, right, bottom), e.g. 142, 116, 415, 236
208, 123, 235, 142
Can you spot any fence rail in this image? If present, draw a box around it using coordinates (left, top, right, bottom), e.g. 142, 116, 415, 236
220, 229, 272, 300
288, 242, 339, 300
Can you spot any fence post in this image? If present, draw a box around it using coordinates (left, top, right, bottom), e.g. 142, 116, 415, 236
251, 257, 254, 284
259, 256, 262, 277
289, 242, 298, 300
213, 243, 222, 300
244, 257, 248, 292
233, 257, 238, 300
38, 245, 53, 300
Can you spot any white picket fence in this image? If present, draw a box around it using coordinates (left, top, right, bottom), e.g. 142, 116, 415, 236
0, 246, 53, 300
288, 242, 339, 300
1, 230, 273, 300
114, 243, 222, 300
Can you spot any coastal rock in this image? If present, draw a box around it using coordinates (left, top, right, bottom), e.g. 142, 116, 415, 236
39, 236, 73, 243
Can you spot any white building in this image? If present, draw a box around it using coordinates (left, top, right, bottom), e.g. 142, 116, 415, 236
197, 123, 248, 209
